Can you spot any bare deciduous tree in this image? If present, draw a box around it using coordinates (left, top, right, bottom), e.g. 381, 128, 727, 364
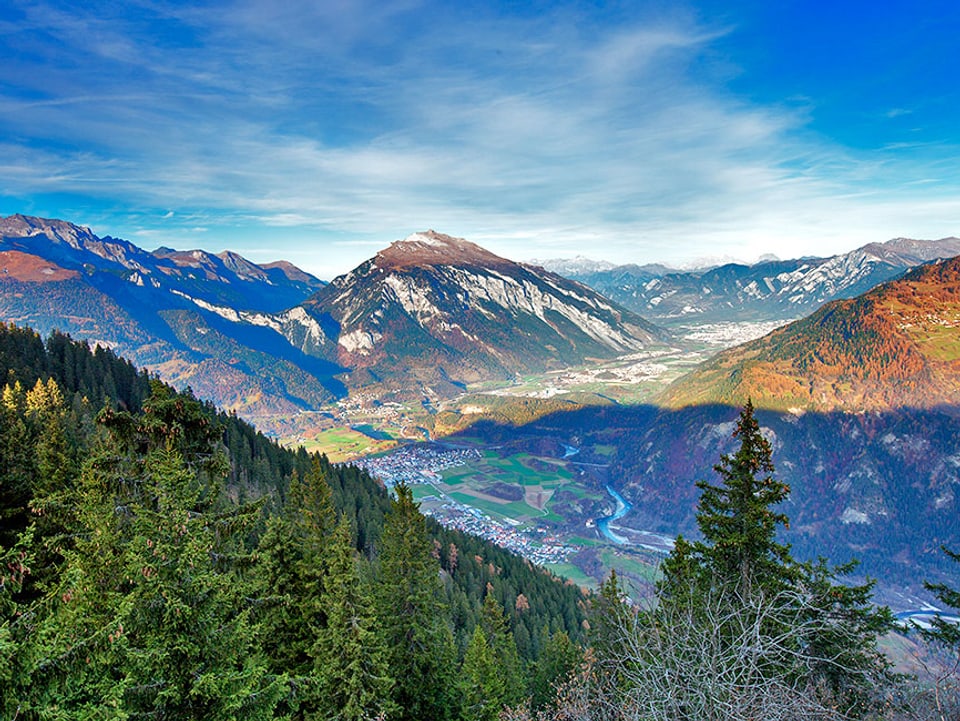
506, 583, 898, 721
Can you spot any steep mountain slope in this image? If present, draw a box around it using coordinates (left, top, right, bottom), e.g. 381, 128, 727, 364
0, 214, 338, 415
294, 231, 668, 397
0, 217, 668, 415
564, 237, 960, 324
658, 256, 960, 411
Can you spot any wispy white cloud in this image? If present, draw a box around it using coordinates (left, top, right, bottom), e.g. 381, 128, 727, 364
0, 0, 958, 278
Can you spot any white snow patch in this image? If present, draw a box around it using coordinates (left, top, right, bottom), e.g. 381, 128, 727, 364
339, 329, 382, 354
840, 508, 870, 524
403, 232, 447, 247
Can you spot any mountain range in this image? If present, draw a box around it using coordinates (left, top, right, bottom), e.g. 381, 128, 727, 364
547, 237, 960, 325
0, 214, 340, 416
0, 217, 666, 416
3, 212, 960, 598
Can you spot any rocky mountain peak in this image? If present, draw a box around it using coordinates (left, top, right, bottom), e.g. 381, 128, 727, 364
1, 213, 98, 247
374, 230, 511, 271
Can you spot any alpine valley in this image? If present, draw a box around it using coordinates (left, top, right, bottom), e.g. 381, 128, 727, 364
2, 213, 960, 603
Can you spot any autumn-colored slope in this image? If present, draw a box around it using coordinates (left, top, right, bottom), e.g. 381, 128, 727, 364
659, 256, 960, 411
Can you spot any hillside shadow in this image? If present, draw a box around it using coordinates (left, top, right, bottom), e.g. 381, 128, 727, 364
445, 401, 960, 594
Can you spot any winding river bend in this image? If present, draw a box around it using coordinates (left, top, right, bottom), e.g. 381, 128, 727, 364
596, 485, 633, 544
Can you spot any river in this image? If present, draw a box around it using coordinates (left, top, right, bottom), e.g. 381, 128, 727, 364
596, 484, 633, 545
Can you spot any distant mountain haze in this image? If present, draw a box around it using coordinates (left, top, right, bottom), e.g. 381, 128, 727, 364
554, 236, 960, 324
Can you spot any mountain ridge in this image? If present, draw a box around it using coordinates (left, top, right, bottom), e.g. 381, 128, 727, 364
557, 236, 960, 324
0, 216, 671, 414
293, 231, 670, 398
658, 255, 960, 412
0, 214, 339, 416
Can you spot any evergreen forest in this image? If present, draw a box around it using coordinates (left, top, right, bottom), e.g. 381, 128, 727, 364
1, 323, 958, 720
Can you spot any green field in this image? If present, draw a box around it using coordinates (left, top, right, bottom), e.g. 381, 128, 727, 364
294, 428, 397, 462
439, 468, 472, 484
542, 562, 597, 589
412, 483, 445, 502
458, 450, 572, 487
599, 548, 661, 583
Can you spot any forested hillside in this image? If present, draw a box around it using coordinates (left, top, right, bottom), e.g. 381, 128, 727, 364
2, 323, 958, 720
0, 323, 586, 720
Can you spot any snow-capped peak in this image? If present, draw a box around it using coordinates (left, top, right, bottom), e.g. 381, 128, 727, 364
401, 230, 452, 248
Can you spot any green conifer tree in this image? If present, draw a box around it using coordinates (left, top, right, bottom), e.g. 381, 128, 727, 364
661, 399, 795, 602
28, 385, 283, 719
461, 624, 506, 721
376, 484, 458, 721
255, 456, 337, 695
314, 515, 395, 720
0, 525, 34, 719
650, 401, 892, 719
480, 592, 524, 707
529, 627, 581, 710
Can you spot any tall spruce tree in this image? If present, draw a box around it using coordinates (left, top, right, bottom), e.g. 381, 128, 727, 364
649, 401, 893, 719
252, 456, 338, 719
529, 627, 581, 710
480, 592, 524, 707
660, 399, 796, 602
461, 625, 506, 721
255, 457, 336, 680
375, 483, 458, 721
314, 514, 395, 720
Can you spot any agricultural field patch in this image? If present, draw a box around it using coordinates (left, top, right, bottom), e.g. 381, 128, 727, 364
525, 486, 554, 511
542, 562, 596, 589
440, 468, 471, 485
293, 427, 396, 463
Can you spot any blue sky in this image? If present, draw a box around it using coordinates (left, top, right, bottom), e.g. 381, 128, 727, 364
1, 0, 958, 279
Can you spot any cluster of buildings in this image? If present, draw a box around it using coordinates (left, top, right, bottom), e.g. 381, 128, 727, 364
351, 443, 482, 488
348, 442, 575, 566
421, 496, 575, 565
